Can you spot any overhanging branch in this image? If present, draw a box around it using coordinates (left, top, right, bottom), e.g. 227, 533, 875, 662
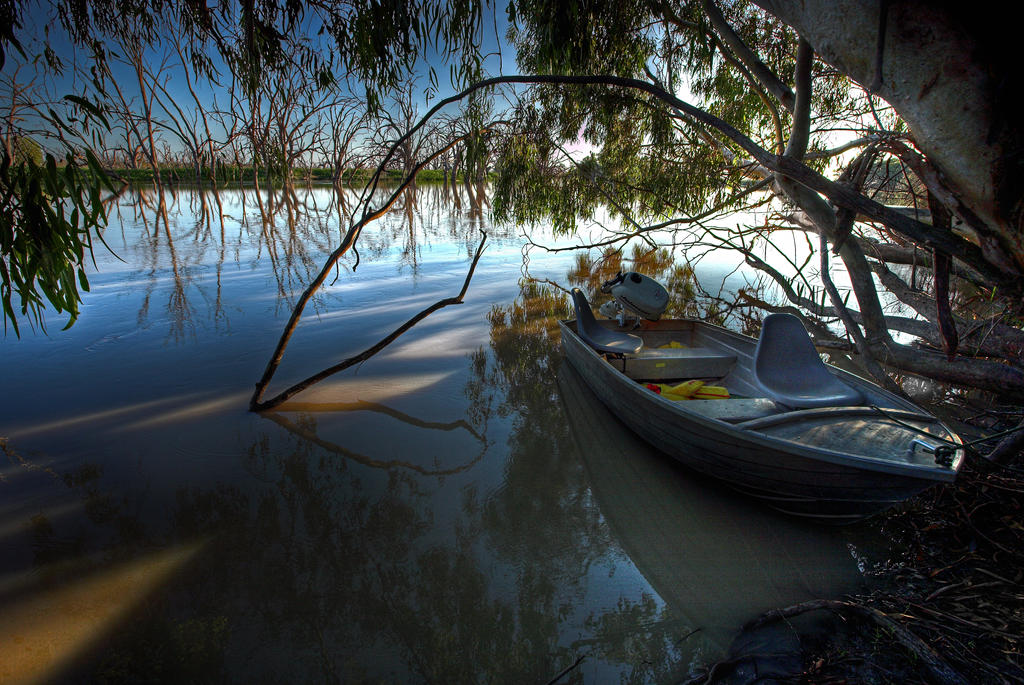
457, 72, 1008, 287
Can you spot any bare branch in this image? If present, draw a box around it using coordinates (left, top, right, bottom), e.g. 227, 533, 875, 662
252, 231, 487, 411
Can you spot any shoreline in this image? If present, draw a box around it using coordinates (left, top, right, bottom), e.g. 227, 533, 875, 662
692, 454, 1024, 683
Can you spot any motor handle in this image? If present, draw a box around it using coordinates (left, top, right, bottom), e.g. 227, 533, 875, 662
600, 271, 626, 293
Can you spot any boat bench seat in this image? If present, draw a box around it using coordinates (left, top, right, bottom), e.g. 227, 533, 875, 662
610, 346, 737, 380
683, 397, 781, 423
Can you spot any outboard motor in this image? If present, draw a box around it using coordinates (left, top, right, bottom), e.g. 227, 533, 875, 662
598, 271, 669, 326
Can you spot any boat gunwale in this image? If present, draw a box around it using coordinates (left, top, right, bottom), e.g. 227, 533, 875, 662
559, 318, 964, 482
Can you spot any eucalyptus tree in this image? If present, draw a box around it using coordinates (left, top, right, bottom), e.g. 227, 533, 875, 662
373, 79, 436, 182
247, 47, 338, 191
318, 96, 367, 185
488, 1, 1024, 407
160, 25, 236, 184
1, 0, 494, 334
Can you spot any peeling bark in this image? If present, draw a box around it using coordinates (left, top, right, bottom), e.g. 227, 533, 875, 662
751, 0, 1024, 275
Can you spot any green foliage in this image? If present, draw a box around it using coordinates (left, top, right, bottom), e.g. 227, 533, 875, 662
493, 1, 858, 238
585, 594, 683, 685
12, 136, 43, 165
0, 0, 884, 337
100, 165, 456, 187
492, 84, 738, 235
496, 4, 751, 235
510, 0, 652, 77
0, 150, 113, 335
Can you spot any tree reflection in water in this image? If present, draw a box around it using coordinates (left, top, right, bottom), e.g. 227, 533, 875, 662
264, 401, 488, 476
5, 426, 586, 680
1, 186, 865, 683
104, 183, 508, 346
4, 278, 707, 682
473, 265, 864, 682
469, 281, 607, 574
467, 281, 701, 682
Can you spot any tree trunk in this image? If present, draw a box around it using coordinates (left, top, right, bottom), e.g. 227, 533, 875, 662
752, 0, 1023, 275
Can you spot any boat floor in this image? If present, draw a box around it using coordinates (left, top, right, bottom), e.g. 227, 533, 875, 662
758, 414, 948, 468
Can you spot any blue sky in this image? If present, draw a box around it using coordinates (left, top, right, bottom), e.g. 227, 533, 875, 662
3, 1, 531, 157
10, 1, 517, 104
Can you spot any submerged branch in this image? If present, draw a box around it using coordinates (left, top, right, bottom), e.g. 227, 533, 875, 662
251, 232, 487, 411
245, 72, 1021, 407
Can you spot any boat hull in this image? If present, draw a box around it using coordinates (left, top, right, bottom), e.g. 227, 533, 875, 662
557, 361, 864, 654
560, 319, 960, 522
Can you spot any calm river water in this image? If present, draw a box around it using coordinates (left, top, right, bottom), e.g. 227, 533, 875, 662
2, 186, 879, 683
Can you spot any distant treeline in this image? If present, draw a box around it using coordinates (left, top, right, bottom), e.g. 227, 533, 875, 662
107, 166, 458, 187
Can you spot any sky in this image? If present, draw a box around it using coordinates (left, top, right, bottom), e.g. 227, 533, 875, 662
8, 2, 516, 107
3, 1, 532, 158
2, 1, 710, 165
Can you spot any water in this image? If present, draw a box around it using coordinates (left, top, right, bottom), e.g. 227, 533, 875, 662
1, 186, 870, 683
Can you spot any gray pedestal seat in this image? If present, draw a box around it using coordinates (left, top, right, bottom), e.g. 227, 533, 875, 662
752, 313, 863, 409
570, 288, 643, 355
